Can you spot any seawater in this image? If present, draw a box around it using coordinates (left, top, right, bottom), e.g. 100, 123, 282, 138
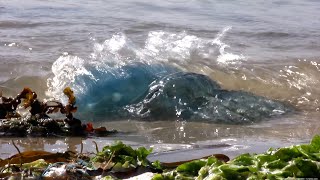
1, 0, 320, 158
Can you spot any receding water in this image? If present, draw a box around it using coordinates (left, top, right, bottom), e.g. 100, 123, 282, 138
1, 0, 320, 158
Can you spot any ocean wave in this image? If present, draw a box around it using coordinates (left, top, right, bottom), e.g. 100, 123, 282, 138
44, 28, 294, 123
47, 28, 244, 101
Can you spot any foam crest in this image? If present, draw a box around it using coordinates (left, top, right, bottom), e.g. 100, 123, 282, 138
47, 55, 95, 102
88, 27, 245, 68
215, 27, 245, 64
143, 31, 202, 61
141, 27, 245, 65
90, 33, 138, 67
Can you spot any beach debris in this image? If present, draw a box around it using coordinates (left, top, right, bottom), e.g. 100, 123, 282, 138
1, 136, 320, 179
0, 146, 73, 180
159, 153, 230, 169
1, 139, 230, 179
0, 87, 117, 137
41, 162, 92, 180
0, 140, 161, 179
0, 150, 74, 167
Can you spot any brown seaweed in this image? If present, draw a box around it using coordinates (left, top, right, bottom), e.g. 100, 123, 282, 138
0, 87, 116, 137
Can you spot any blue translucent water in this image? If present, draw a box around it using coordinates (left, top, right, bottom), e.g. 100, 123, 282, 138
72, 64, 291, 123
129, 71, 291, 123
75, 63, 179, 118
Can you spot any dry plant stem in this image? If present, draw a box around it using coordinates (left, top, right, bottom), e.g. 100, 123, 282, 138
77, 141, 84, 159
1, 165, 11, 173
92, 141, 99, 154
80, 141, 84, 154
103, 151, 115, 170
11, 140, 22, 168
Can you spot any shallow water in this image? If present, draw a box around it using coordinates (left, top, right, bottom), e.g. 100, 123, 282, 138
1, 0, 320, 158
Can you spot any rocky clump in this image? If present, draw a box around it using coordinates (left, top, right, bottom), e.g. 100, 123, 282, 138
0, 87, 116, 137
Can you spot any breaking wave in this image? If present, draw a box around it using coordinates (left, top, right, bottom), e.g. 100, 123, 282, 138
46, 28, 293, 123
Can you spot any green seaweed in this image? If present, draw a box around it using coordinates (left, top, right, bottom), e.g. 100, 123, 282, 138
90, 141, 154, 173
152, 135, 320, 180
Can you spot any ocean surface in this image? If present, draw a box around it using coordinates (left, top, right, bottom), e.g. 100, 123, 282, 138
1, 0, 320, 158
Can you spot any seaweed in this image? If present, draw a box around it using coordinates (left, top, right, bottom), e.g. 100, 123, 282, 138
0, 135, 320, 180
0, 87, 116, 137
0, 139, 229, 179
152, 135, 320, 180
1, 136, 319, 179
